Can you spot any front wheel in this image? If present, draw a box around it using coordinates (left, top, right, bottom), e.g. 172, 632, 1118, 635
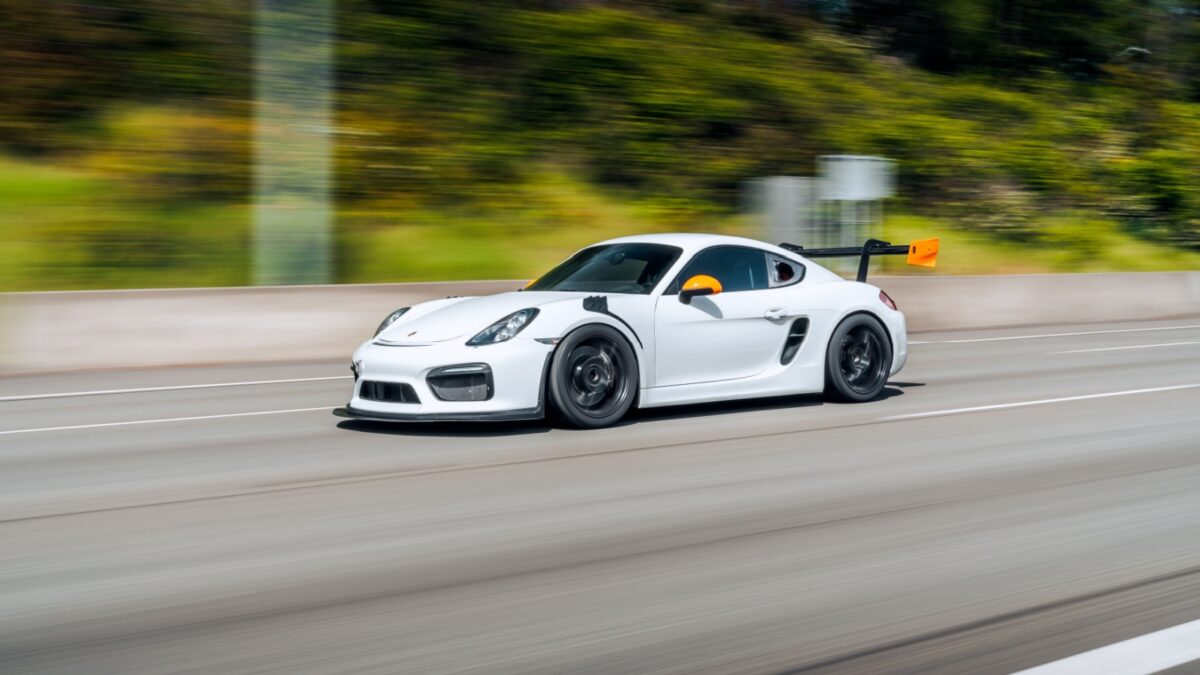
825, 314, 892, 402
547, 325, 638, 428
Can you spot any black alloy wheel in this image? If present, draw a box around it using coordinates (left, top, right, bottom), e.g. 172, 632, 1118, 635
548, 324, 637, 428
825, 314, 892, 402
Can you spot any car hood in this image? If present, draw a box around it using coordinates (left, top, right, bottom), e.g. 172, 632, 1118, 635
375, 291, 587, 344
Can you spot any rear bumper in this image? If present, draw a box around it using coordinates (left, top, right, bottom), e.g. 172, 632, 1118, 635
889, 310, 908, 376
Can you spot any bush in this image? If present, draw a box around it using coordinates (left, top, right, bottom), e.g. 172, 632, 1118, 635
86, 107, 251, 201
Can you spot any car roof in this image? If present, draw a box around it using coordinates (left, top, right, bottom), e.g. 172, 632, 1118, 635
593, 232, 793, 257
578, 232, 846, 285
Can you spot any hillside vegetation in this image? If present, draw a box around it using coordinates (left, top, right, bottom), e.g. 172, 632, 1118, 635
3, 0, 1200, 289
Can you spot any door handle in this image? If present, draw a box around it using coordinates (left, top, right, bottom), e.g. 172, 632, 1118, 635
764, 307, 787, 320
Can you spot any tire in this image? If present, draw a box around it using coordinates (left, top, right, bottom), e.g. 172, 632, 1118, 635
824, 313, 892, 402
547, 324, 638, 428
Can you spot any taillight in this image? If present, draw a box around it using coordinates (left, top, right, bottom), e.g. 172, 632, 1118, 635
879, 290, 897, 310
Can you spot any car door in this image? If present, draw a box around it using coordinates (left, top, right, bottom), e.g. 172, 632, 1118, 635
653, 246, 798, 387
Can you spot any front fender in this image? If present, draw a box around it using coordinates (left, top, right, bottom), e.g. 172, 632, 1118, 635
521, 295, 654, 390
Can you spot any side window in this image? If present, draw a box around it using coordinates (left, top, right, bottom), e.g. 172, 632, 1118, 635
768, 255, 803, 287
671, 246, 770, 293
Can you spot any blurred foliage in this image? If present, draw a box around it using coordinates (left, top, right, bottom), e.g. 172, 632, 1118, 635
2, 0, 1200, 289
86, 107, 252, 200
0, 157, 250, 291
0, 0, 251, 151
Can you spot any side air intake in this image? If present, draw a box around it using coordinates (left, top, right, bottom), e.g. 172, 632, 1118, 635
780, 317, 810, 365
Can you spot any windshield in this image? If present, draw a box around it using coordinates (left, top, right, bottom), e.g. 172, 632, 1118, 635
527, 243, 683, 295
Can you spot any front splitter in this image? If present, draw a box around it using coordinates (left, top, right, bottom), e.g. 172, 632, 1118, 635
333, 405, 544, 423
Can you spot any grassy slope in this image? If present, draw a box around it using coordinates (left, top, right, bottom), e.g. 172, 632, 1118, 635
4, 153, 1197, 291
0, 156, 249, 291
881, 215, 1200, 275
3, 5, 1200, 290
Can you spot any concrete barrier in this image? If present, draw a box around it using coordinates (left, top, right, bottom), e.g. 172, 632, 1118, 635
2, 272, 1198, 374
882, 271, 1200, 332
0, 281, 519, 374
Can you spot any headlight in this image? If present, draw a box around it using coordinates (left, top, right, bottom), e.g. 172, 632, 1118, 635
373, 307, 410, 337
467, 308, 539, 346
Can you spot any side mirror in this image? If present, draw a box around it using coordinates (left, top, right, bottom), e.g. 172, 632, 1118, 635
679, 274, 723, 304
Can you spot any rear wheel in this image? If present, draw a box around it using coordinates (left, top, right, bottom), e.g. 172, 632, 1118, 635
548, 325, 637, 428
825, 314, 892, 402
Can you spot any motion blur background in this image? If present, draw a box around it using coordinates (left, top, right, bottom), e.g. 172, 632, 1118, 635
7, 4, 1200, 673
4, 0, 1200, 292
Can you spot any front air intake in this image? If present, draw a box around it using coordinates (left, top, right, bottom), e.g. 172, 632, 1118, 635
427, 364, 494, 402
359, 381, 421, 404
780, 317, 810, 365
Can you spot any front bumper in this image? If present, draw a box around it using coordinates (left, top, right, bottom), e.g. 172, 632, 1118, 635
336, 336, 554, 422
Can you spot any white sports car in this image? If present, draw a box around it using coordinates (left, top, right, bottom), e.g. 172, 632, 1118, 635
334, 233, 938, 428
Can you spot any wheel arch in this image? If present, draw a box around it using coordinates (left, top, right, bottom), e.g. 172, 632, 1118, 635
828, 309, 895, 355
550, 320, 643, 392
545, 321, 643, 425
823, 309, 895, 389
546, 315, 648, 391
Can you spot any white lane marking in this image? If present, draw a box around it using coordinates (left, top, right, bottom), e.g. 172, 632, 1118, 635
913, 324, 1200, 344
0, 376, 350, 403
0, 407, 332, 436
908, 340, 931, 345
1012, 617, 1200, 675
882, 384, 1200, 421
1053, 341, 1200, 355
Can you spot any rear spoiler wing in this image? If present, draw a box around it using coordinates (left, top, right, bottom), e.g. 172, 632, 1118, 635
779, 238, 939, 283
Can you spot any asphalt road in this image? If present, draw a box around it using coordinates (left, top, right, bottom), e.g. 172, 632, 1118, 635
2, 318, 1200, 674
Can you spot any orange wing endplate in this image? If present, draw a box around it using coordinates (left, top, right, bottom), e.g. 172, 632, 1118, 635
906, 238, 939, 268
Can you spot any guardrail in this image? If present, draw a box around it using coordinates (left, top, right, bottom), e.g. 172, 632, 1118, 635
2, 272, 1198, 374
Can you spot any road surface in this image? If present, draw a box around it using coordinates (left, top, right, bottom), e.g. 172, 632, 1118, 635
2, 318, 1200, 674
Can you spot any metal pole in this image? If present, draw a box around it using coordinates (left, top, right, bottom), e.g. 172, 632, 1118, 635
253, 0, 333, 285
